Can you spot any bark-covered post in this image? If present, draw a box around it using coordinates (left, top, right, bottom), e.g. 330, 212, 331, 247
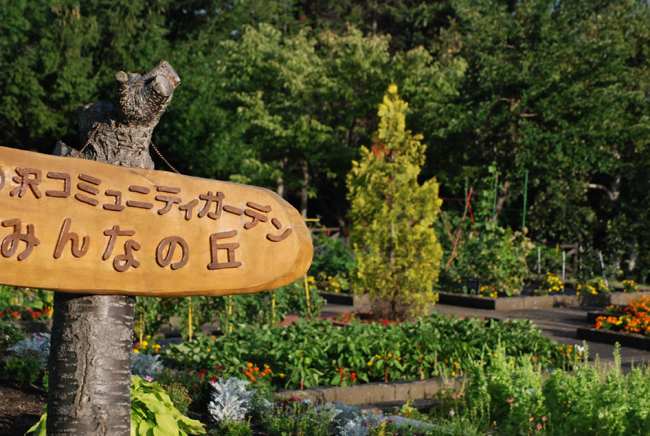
47, 61, 180, 436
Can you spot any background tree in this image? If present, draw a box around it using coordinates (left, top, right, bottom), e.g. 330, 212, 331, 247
347, 85, 443, 320
425, 0, 650, 278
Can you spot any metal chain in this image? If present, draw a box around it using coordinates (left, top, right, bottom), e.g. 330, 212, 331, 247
73, 122, 102, 158
150, 141, 181, 174
73, 122, 181, 175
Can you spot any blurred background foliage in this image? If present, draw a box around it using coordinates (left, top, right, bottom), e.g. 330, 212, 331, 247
2, 0, 650, 281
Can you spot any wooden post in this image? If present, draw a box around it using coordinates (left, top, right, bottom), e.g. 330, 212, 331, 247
47, 61, 181, 436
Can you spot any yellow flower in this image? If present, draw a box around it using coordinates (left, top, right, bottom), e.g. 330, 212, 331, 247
368, 362, 373, 366
279, 373, 285, 378
133, 349, 139, 354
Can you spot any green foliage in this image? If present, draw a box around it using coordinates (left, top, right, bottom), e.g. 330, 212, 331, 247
131, 375, 206, 436
452, 344, 650, 435
163, 314, 578, 391
156, 368, 217, 412
134, 283, 324, 339
210, 420, 253, 436
0, 286, 53, 321
159, 382, 192, 415
0, 322, 26, 355
347, 85, 444, 319
437, 165, 535, 297
3, 355, 40, 383
309, 231, 355, 282
258, 399, 338, 436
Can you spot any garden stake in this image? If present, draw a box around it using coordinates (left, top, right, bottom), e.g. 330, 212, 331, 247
493, 173, 498, 221
562, 251, 566, 283
228, 295, 233, 333
599, 252, 609, 287
419, 344, 423, 380
522, 170, 528, 230
188, 297, 193, 342
446, 187, 473, 272
537, 247, 541, 274
139, 311, 144, 350
304, 274, 311, 316
271, 290, 276, 326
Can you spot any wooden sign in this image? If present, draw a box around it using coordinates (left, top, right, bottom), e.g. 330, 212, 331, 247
0, 146, 312, 296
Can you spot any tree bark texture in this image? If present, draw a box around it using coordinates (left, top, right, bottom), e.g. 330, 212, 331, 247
47, 61, 180, 436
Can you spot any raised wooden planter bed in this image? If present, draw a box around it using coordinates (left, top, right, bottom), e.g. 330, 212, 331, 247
321, 291, 370, 307
438, 291, 648, 311
277, 375, 464, 405
576, 327, 650, 351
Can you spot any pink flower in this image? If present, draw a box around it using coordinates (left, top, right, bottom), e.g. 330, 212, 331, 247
144, 376, 153, 382
507, 397, 515, 403
537, 423, 542, 430
542, 416, 547, 422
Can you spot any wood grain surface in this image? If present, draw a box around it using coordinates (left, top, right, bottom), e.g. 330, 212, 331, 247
0, 146, 312, 296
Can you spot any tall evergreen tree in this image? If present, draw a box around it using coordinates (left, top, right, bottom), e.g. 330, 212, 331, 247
347, 84, 442, 320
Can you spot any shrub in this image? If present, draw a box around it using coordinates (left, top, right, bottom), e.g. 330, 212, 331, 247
347, 85, 443, 320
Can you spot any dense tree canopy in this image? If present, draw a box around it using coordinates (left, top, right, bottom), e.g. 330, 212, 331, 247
2, 0, 650, 279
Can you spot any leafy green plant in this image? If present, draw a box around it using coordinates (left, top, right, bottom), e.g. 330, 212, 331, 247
131, 376, 206, 436
309, 231, 355, 286
0, 322, 25, 355
347, 84, 443, 320
160, 382, 192, 415
156, 368, 217, 411
163, 314, 579, 390
27, 377, 206, 436
210, 420, 253, 436
3, 356, 41, 383
258, 398, 338, 436
442, 342, 650, 436
438, 166, 534, 298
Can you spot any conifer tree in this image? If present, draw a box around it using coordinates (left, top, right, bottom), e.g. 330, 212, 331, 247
347, 84, 442, 320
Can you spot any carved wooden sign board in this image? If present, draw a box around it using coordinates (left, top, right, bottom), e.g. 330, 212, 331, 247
0, 146, 312, 297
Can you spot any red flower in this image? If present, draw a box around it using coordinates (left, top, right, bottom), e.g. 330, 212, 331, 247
210, 376, 217, 382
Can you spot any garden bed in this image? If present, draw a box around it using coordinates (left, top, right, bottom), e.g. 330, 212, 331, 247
277, 375, 464, 405
321, 291, 370, 307
576, 327, 650, 351
438, 290, 648, 311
